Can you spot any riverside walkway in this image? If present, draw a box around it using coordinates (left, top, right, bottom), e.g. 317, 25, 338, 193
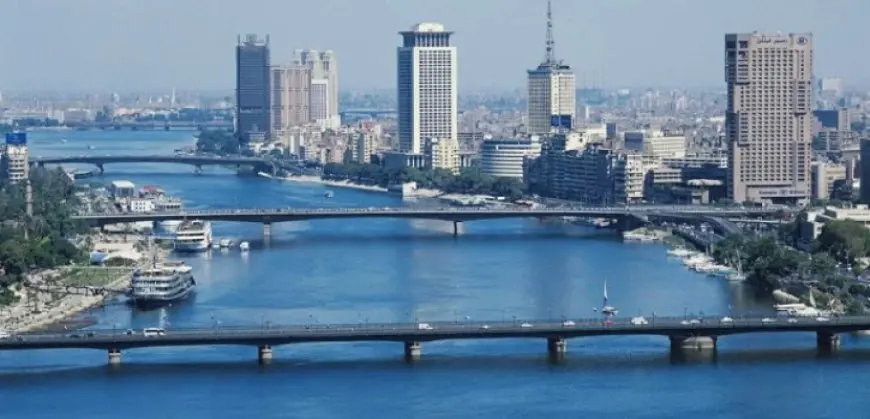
0, 315, 861, 365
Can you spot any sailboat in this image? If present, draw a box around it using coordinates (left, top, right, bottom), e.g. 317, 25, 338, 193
601, 282, 618, 315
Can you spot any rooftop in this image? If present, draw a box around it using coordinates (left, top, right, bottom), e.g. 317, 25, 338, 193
110, 180, 135, 189
410, 22, 446, 33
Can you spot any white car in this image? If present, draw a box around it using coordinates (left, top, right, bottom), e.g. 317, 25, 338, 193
416, 323, 434, 330
562, 320, 576, 327
815, 317, 831, 322
520, 323, 534, 328
787, 318, 799, 324
688, 319, 701, 325
630, 316, 649, 325
680, 320, 691, 325
480, 325, 489, 330
761, 317, 776, 324
720, 317, 734, 323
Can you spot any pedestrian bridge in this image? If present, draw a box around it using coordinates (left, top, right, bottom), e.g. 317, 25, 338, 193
0, 315, 859, 365
74, 205, 783, 228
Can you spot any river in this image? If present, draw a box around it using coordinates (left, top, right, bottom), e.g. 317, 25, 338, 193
1, 130, 867, 419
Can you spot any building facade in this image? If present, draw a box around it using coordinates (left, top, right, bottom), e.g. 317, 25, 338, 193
396, 22, 458, 155
725, 32, 813, 203
480, 138, 542, 179
295, 49, 340, 130
236, 34, 271, 141
2, 132, 28, 184
270, 64, 311, 140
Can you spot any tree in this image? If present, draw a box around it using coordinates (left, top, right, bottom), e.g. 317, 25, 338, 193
816, 219, 870, 263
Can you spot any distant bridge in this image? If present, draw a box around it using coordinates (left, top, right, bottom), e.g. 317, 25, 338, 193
0, 315, 855, 365
339, 108, 397, 119
32, 154, 274, 173
73, 206, 787, 236
63, 120, 234, 131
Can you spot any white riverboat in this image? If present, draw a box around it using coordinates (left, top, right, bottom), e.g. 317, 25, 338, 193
154, 199, 184, 233
173, 220, 212, 252
130, 260, 196, 309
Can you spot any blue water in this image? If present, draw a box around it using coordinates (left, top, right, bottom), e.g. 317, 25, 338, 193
0, 130, 866, 418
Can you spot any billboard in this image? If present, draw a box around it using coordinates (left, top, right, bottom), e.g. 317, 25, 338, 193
550, 115, 573, 130
5, 132, 26, 146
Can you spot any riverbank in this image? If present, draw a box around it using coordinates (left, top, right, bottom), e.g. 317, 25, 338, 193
0, 239, 169, 333
259, 173, 390, 194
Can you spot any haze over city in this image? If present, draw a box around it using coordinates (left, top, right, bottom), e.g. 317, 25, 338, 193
1, 0, 867, 91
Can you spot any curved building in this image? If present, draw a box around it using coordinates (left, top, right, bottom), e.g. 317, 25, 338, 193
480, 138, 542, 179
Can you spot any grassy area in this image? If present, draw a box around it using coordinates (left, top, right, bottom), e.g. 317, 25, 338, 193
58, 267, 132, 287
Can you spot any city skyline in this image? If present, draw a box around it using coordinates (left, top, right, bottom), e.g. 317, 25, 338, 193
1, 0, 866, 91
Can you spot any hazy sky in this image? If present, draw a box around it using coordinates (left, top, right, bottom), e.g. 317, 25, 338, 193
1, 0, 866, 92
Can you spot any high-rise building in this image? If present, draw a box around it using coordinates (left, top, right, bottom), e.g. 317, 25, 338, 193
236, 34, 271, 142
2, 132, 29, 184
725, 32, 813, 203
860, 139, 870, 204
527, 0, 575, 136
295, 50, 340, 130
396, 22, 458, 155
270, 64, 311, 140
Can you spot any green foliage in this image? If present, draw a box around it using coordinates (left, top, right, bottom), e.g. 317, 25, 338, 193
712, 235, 833, 291
322, 163, 526, 200
195, 130, 240, 155
0, 167, 88, 287
815, 219, 870, 263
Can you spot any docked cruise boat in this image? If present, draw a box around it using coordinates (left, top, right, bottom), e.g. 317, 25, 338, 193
153, 199, 184, 233
173, 220, 212, 252
129, 260, 196, 309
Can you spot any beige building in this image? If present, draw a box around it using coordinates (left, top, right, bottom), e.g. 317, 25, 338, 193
624, 129, 686, 168
354, 131, 378, 164
424, 137, 460, 173
526, 1, 575, 135
270, 64, 311, 143
725, 32, 813, 203
810, 162, 846, 200
294, 49, 340, 130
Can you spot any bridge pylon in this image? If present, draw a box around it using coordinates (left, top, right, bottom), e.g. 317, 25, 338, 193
96, 164, 104, 175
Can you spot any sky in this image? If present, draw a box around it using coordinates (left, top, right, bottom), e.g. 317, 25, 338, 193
0, 0, 866, 92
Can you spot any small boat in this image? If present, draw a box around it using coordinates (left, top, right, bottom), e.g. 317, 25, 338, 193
324, 191, 334, 198
601, 281, 618, 316
211, 242, 221, 250
239, 241, 250, 252
219, 238, 232, 248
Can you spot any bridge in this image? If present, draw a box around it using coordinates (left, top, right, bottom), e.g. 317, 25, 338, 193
0, 315, 858, 365
73, 206, 786, 236
63, 120, 234, 131
339, 108, 397, 119
32, 154, 274, 174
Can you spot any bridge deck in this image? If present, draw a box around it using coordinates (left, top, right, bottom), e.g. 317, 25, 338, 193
0, 316, 864, 351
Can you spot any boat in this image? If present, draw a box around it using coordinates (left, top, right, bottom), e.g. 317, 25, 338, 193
324, 191, 334, 198
211, 242, 221, 250
667, 248, 694, 258
601, 282, 618, 316
239, 241, 250, 251
129, 259, 196, 309
154, 199, 184, 233
219, 238, 232, 248
173, 220, 212, 252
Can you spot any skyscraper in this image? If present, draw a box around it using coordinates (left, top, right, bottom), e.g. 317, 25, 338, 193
236, 34, 271, 142
295, 50, 340, 130
270, 64, 311, 133
527, 0, 575, 136
725, 32, 813, 203
396, 22, 458, 155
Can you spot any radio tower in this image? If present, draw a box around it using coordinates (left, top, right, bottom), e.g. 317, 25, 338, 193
544, 0, 556, 64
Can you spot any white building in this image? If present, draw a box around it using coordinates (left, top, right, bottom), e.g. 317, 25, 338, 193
294, 49, 340, 130
2, 144, 28, 184
526, 0, 575, 136
127, 198, 155, 214
480, 137, 542, 179
396, 22, 458, 155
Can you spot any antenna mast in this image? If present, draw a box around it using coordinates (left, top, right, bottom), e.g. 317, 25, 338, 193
545, 0, 555, 64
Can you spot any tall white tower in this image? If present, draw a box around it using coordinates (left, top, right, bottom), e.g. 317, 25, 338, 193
526, 0, 575, 136
396, 22, 458, 154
